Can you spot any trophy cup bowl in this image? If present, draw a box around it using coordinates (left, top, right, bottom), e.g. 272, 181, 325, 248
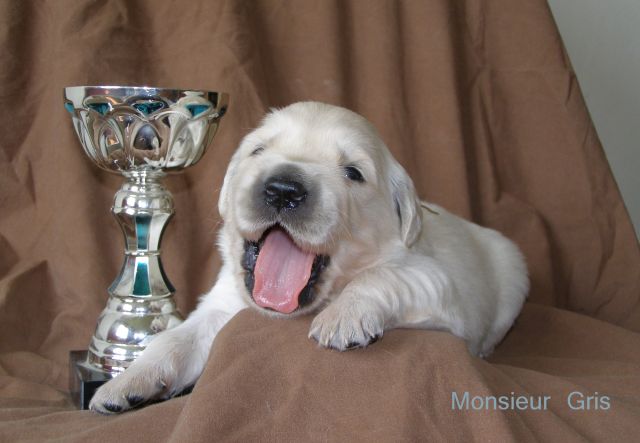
63, 86, 228, 408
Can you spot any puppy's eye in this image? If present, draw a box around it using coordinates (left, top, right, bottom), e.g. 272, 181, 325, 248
250, 145, 265, 156
344, 166, 364, 182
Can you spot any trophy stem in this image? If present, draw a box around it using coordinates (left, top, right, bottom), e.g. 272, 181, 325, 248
87, 170, 183, 373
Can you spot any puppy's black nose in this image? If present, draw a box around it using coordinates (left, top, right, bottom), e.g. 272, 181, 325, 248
264, 177, 307, 211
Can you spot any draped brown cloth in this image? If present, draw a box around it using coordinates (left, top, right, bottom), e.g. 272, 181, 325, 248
1, 0, 639, 441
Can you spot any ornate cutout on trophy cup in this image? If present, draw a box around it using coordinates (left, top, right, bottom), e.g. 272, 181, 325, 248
63, 86, 228, 409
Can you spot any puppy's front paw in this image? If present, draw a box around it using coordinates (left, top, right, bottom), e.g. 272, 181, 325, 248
309, 300, 384, 351
89, 364, 177, 415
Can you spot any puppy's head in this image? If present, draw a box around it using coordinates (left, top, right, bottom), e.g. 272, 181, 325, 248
219, 102, 422, 316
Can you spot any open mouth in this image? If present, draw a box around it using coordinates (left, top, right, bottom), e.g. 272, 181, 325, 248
242, 226, 330, 314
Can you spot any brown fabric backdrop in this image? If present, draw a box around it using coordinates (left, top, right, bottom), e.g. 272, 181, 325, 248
1, 0, 639, 441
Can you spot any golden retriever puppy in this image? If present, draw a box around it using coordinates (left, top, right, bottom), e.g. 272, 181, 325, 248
90, 102, 528, 414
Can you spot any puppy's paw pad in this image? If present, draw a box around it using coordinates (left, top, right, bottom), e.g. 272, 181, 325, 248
89, 396, 129, 415
125, 394, 146, 407
102, 402, 123, 413
333, 332, 380, 350
343, 333, 380, 349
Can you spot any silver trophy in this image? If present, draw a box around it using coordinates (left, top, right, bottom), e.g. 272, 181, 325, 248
63, 86, 228, 408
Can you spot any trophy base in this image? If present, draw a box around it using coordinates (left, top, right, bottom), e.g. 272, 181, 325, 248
69, 350, 115, 410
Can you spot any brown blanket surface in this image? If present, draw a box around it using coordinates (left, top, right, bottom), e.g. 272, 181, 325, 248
1, 0, 639, 441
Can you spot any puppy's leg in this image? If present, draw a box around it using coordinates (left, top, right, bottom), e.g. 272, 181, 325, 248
310, 255, 461, 351
89, 268, 247, 414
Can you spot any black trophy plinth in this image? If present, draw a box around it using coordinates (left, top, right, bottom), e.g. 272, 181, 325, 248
69, 351, 113, 410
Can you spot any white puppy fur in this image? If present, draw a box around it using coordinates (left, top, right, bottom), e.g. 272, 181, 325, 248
89, 102, 528, 414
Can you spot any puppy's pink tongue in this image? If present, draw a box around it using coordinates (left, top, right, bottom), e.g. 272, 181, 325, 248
253, 228, 316, 314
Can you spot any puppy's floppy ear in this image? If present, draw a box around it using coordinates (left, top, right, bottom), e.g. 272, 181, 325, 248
217, 149, 242, 219
388, 160, 423, 247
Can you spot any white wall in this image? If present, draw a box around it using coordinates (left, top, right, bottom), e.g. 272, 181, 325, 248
548, 0, 640, 237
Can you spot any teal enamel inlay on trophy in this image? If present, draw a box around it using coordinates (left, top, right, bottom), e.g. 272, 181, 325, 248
132, 260, 151, 296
